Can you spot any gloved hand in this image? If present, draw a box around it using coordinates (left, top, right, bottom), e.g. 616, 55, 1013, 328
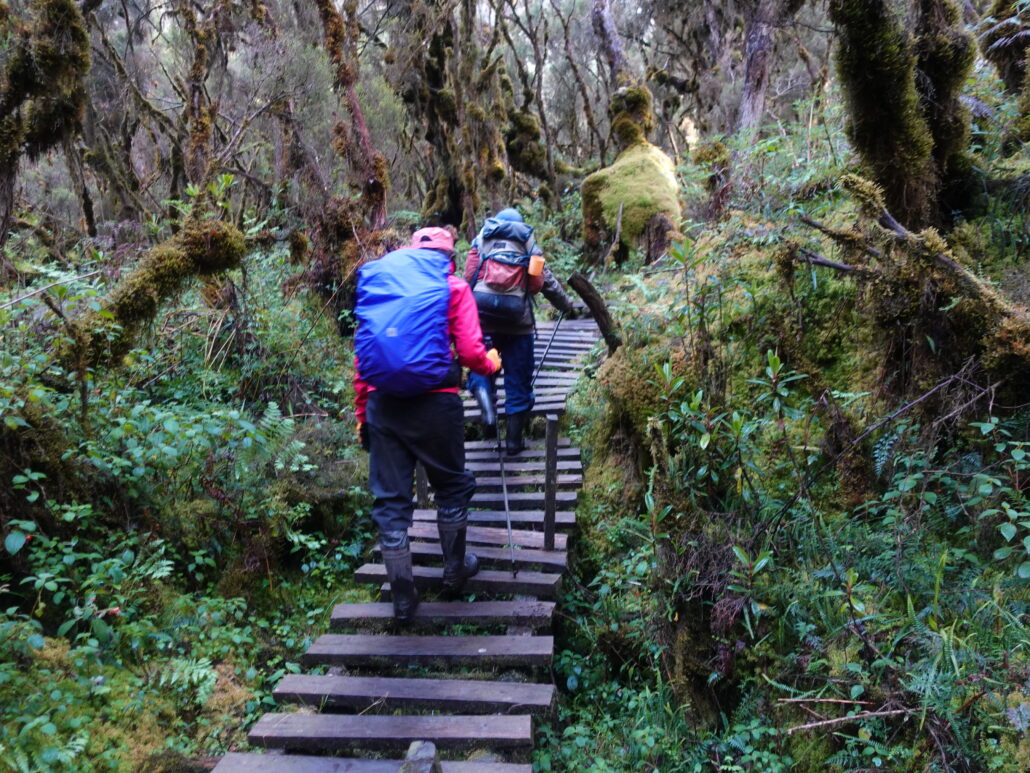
563, 305, 580, 320
486, 348, 502, 373
357, 421, 370, 452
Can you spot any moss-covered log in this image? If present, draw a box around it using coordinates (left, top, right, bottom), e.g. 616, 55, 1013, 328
61, 220, 246, 369
798, 175, 1030, 402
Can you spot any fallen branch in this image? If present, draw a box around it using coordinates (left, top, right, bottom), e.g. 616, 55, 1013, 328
568, 271, 621, 355
787, 708, 913, 735
796, 247, 867, 274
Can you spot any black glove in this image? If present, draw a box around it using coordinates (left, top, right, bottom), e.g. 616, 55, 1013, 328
562, 306, 580, 320
358, 421, 370, 452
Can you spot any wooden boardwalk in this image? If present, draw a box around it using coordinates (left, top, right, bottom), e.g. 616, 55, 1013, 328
215, 319, 599, 772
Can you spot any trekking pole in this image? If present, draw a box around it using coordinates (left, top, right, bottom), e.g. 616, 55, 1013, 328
531, 311, 565, 388
496, 434, 518, 578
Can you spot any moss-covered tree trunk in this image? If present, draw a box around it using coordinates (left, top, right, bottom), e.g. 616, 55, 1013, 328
828, 0, 973, 229
0, 0, 90, 255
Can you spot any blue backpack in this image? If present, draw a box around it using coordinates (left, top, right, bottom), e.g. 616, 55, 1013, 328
354, 248, 455, 397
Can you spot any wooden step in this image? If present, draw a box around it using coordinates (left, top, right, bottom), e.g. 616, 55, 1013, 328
303, 634, 553, 668
465, 403, 568, 421
274, 673, 555, 714
465, 438, 571, 450
216, 753, 531, 772
408, 521, 568, 550
470, 490, 577, 510
355, 563, 561, 598
472, 473, 582, 490
249, 713, 533, 751
464, 446, 580, 461
465, 459, 582, 473
330, 600, 555, 629
413, 509, 575, 531
375, 541, 567, 572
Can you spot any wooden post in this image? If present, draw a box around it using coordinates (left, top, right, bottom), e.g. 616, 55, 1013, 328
544, 414, 559, 551
415, 462, 430, 508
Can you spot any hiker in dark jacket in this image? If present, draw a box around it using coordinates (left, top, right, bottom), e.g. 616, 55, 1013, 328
463, 208, 575, 456
354, 226, 500, 622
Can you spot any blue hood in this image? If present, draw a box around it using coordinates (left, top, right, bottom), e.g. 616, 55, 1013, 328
479, 217, 534, 244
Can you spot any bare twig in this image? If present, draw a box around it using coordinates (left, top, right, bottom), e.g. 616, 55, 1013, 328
787, 708, 913, 735
1, 271, 101, 310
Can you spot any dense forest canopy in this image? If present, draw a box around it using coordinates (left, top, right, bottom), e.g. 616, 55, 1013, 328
4, 0, 1030, 770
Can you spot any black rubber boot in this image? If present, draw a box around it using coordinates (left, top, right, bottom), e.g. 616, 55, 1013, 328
380, 531, 419, 623
505, 411, 529, 457
437, 506, 479, 593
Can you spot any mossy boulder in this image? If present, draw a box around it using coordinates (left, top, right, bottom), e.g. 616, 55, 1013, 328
581, 141, 682, 264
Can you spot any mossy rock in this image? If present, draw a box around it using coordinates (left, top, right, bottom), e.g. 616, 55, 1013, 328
580, 141, 682, 262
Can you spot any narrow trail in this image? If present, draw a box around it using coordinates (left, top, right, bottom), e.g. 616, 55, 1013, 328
214, 318, 601, 772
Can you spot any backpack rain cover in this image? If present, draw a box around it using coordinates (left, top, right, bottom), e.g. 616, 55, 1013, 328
354, 248, 453, 397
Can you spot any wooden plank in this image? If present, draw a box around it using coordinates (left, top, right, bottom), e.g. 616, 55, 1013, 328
470, 490, 577, 510
465, 438, 571, 450
273, 673, 555, 714
355, 564, 561, 598
375, 541, 567, 571
471, 473, 582, 490
413, 509, 576, 530
303, 634, 553, 668
465, 460, 581, 473
215, 753, 533, 773
248, 713, 533, 751
464, 448, 580, 463
330, 600, 555, 628
408, 520, 568, 550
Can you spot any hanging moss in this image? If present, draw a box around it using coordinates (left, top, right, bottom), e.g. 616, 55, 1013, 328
580, 141, 682, 263
62, 220, 246, 369
1017, 51, 1030, 141
980, 0, 1030, 92
505, 108, 547, 180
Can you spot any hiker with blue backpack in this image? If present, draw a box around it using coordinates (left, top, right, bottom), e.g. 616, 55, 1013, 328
464, 208, 576, 456
353, 226, 501, 623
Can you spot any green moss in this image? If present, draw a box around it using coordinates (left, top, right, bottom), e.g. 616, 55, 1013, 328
580, 141, 681, 256
829, 0, 938, 227
63, 220, 247, 369
505, 108, 548, 179
609, 84, 656, 150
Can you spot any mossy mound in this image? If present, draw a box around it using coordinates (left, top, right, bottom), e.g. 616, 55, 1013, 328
581, 141, 682, 262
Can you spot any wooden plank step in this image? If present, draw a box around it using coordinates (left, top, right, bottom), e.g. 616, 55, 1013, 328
408, 521, 568, 550
215, 752, 531, 772
465, 402, 569, 420
465, 459, 582, 473
248, 713, 533, 751
464, 446, 580, 461
413, 509, 576, 531
273, 673, 555, 714
375, 541, 567, 572
330, 600, 555, 629
470, 490, 577, 509
303, 634, 554, 668
472, 473, 582, 490
355, 564, 561, 598
465, 438, 571, 450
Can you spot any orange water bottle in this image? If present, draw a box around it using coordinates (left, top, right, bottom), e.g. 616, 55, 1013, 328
528, 254, 545, 277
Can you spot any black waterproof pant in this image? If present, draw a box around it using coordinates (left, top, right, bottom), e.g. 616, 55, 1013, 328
366, 391, 476, 535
